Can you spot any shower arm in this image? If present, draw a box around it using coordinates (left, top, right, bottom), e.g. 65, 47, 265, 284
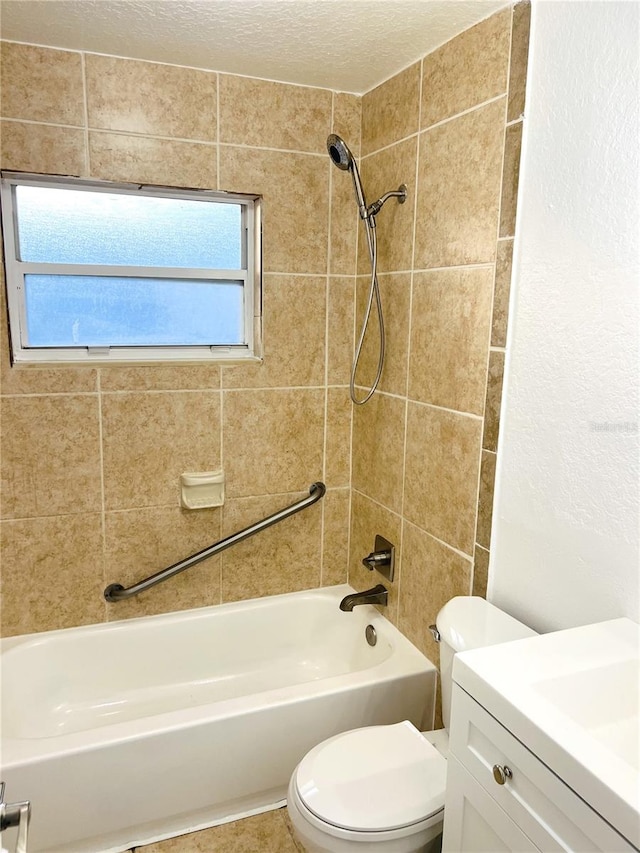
104, 482, 326, 602
365, 185, 407, 220
350, 168, 406, 225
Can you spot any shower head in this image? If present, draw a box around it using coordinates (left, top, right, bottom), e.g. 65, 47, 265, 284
327, 133, 367, 219
326, 134, 353, 171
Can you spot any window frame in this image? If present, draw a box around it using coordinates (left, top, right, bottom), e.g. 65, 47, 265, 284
0, 171, 263, 365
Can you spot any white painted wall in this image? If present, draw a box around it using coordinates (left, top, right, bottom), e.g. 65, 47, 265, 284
489, 1, 640, 633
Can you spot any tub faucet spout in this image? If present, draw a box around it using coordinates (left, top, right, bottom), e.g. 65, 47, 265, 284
339, 584, 388, 611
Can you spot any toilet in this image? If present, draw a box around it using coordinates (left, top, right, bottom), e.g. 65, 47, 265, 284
287, 596, 537, 853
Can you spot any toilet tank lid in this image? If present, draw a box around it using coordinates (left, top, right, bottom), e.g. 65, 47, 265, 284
436, 596, 537, 653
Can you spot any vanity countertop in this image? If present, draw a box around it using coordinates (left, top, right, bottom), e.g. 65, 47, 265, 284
453, 617, 640, 849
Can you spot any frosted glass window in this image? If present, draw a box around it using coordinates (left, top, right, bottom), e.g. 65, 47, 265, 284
25, 276, 243, 346
15, 187, 243, 268
0, 172, 261, 364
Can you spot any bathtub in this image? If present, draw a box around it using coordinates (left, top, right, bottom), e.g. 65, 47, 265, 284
0, 584, 436, 853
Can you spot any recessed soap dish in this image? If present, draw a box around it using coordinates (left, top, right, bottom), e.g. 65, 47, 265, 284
180, 470, 225, 509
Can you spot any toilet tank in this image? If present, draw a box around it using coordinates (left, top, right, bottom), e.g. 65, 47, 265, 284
436, 596, 536, 730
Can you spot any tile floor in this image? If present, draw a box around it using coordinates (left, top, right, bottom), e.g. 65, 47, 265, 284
131, 808, 306, 852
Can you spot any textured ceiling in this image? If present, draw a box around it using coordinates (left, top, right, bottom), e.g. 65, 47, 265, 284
0, 0, 508, 94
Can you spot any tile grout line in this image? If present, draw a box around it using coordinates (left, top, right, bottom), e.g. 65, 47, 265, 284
266, 271, 343, 279
218, 371, 224, 606
353, 387, 484, 421
79, 52, 90, 175
216, 71, 221, 190
403, 517, 475, 564
96, 369, 109, 622
320, 94, 335, 587
360, 91, 508, 162
423, 92, 507, 135
1, 379, 347, 398
216, 75, 225, 607
1, 115, 336, 158
355, 262, 495, 276
352, 488, 475, 563
2, 507, 152, 523
397, 54, 426, 629
0, 391, 100, 398
3, 382, 371, 398
0, 116, 86, 131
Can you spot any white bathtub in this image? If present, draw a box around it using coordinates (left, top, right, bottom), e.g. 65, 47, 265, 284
0, 584, 436, 853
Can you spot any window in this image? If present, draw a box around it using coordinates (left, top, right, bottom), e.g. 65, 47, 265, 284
0, 172, 262, 363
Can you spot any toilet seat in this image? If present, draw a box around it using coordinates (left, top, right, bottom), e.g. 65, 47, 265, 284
294, 721, 447, 834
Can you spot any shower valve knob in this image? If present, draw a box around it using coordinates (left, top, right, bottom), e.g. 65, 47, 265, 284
361, 535, 395, 582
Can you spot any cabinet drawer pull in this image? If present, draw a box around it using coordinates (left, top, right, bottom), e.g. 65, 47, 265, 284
492, 764, 513, 785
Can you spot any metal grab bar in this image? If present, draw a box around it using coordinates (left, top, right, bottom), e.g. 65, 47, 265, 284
104, 482, 326, 602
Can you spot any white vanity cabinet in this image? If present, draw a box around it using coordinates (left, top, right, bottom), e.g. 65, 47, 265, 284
443, 683, 638, 853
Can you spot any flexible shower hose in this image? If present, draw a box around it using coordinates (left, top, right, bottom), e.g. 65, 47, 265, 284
350, 218, 384, 406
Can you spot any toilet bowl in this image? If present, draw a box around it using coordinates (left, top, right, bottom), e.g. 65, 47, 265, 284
288, 721, 446, 853
287, 596, 536, 852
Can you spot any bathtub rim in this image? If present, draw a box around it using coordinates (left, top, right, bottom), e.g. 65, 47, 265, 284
1, 584, 437, 766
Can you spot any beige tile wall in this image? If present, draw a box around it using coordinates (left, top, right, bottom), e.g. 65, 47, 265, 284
0, 4, 529, 640
350, 2, 530, 668
0, 44, 359, 636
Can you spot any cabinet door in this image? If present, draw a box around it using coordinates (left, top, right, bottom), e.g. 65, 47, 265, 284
443, 755, 540, 853
449, 685, 636, 853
